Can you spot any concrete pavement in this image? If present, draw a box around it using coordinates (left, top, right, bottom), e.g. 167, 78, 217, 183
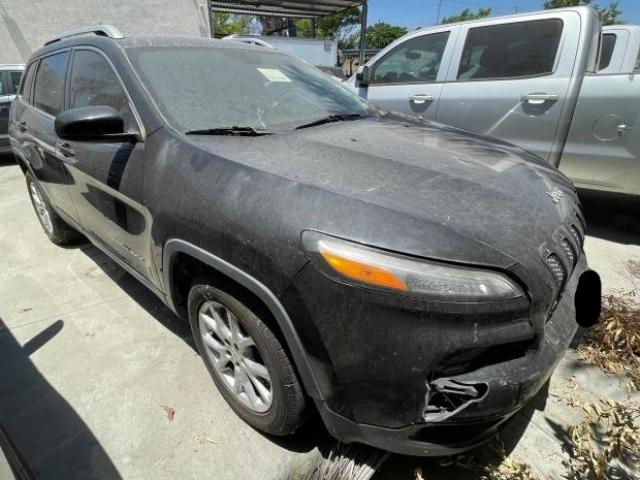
1, 157, 639, 480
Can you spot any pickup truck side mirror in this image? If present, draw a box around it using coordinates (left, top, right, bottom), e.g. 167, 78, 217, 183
355, 65, 371, 87
55, 106, 137, 142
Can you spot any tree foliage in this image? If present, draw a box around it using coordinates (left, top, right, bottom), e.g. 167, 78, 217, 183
294, 7, 361, 39
543, 0, 624, 25
441, 8, 492, 24
211, 12, 252, 36
343, 22, 408, 50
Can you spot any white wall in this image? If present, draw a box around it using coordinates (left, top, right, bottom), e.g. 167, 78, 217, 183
0, 0, 211, 64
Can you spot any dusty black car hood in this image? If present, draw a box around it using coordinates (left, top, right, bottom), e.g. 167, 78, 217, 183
186, 116, 580, 271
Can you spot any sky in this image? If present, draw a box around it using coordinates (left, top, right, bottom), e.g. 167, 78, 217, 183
366, 0, 640, 29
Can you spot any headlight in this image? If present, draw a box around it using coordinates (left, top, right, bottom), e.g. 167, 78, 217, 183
303, 232, 524, 301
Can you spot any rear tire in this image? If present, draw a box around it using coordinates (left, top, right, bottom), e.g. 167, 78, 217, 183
25, 172, 81, 245
188, 280, 306, 435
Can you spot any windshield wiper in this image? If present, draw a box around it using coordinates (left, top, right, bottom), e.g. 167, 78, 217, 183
295, 113, 366, 130
185, 126, 270, 136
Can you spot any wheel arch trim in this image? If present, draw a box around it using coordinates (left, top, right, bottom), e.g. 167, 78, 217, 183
162, 238, 324, 401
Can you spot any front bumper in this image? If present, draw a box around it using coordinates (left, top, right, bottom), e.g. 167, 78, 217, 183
282, 254, 593, 456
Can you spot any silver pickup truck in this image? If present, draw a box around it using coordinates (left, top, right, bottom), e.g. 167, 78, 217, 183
346, 7, 640, 196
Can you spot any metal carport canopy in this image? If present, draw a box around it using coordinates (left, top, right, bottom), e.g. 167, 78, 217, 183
209, 1, 366, 18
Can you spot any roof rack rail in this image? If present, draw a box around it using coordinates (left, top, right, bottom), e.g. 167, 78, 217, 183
44, 25, 124, 46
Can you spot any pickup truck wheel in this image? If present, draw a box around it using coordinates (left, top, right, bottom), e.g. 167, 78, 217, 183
25, 172, 81, 245
188, 281, 306, 435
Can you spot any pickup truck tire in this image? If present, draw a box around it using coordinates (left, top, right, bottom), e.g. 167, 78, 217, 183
188, 280, 306, 435
25, 172, 81, 246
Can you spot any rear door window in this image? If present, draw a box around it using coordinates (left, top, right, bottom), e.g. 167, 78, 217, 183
457, 19, 563, 80
0, 72, 6, 95
33, 51, 69, 115
598, 33, 617, 70
371, 32, 450, 84
20, 63, 36, 102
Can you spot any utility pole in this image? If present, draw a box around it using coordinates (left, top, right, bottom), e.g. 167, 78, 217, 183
436, 0, 443, 24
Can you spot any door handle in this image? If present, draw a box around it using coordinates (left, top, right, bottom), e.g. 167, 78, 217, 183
14, 120, 27, 131
409, 94, 434, 104
521, 93, 559, 105
58, 143, 75, 158
617, 124, 634, 135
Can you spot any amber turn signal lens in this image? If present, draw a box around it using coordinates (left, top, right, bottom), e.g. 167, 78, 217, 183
319, 248, 407, 291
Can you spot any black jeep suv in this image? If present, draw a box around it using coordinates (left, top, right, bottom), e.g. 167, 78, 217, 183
9, 26, 601, 456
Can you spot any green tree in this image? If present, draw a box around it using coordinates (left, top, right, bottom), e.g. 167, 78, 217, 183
543, 0, 623, 25
441, 8, 492, 24
343, 22, 408, 49
212, 12, 252, 35
295, 7, 360, 39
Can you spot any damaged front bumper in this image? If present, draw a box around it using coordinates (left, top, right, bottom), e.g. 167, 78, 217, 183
286, 254, 599, 456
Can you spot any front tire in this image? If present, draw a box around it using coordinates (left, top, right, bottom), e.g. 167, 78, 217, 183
188, 281, 306, 435
25, 172, 81, 245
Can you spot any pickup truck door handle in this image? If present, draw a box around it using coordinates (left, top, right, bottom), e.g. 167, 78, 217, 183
521, 93, 559, 105
58, 143, 76, 158
14, 120, 27, 131
617, 124, 634, 135
409, 94, 435, 104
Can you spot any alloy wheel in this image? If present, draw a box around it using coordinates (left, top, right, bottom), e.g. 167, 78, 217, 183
29, 182, 54, 235
198, 300, 273, 413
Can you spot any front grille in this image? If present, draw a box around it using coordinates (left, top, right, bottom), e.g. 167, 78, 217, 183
561, 238, 577, 268
546, 253, 566, 287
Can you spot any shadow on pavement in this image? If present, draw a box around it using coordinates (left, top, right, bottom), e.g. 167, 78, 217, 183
578, 189, 640, 246
0, 318, 122, 479
0, 153, 16, 166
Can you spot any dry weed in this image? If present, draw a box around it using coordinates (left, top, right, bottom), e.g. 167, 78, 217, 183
437, 438, 539, 480
566, 399, 640, 479
577, 294, 640, 389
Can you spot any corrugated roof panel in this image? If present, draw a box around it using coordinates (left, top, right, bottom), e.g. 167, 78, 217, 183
210, 0, 365, 18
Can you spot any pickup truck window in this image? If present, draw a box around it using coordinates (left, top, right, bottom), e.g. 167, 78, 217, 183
9, 71, 22, 94
33, 52, 69, 116
68, 50, 135, 130
598, 33, 616, 71
457, 19, 563, 80
370, 31, 450, 85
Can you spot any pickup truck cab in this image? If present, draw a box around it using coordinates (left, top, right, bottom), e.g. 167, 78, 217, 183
346, 7, 640, 197
598, 25, 640, 73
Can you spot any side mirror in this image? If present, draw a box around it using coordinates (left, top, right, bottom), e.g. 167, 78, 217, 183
355, 65, 371, 87
55, 106, 136, 142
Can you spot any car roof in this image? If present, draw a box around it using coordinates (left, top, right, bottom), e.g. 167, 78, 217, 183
30, 32, 273, 63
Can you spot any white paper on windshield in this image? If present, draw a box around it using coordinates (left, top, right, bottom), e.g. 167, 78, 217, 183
257, 68, 292, 82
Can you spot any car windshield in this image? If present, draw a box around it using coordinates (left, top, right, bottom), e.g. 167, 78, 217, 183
126, 44, 370, 133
